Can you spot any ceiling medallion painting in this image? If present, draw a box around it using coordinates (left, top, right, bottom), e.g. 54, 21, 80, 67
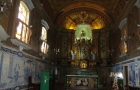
57, 9, 112, 30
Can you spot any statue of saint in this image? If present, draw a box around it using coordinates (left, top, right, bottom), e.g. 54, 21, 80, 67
71, 50, 77, 60
91, 51, 96, 60
81, 31, 85, 36
81, 30, 85, 39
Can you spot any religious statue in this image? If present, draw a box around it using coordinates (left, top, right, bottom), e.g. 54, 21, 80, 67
91, 51, 96, 60
71, 50, 77, 60
80, 30, 86, 40
81, 30, 85, 36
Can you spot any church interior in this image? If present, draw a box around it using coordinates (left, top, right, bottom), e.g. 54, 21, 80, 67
0, 0, 140, 90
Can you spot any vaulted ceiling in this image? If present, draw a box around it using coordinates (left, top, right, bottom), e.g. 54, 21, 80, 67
39, 0, 128, 30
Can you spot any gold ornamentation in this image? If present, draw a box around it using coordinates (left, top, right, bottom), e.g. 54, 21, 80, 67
80, 60, 87, 68
79, 11, 88, 23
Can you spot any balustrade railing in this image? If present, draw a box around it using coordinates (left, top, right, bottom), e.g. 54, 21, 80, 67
15, 18, 32, 45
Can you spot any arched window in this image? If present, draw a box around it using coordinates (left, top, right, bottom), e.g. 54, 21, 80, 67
15, 1, 32, 44
18, 2, 29, 24
41, 27, 47, 41
40, 20, 49, 55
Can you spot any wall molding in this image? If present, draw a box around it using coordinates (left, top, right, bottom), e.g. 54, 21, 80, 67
22, 0, 35, 11
41, 19, 49, 30
0, 45, 40, 61
0, 25, 10, 43
10, 39, 31, 51
119, 18, 127, 30
114, 56, 140, 66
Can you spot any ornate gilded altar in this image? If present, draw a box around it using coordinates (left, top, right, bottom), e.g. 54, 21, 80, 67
69, 23, 98, 69
56, 19, 110, 67
80, 60, 88, 68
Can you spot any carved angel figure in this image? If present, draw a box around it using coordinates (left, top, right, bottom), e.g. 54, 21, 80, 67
91, 51, 96, 60
71, 50, 77, 60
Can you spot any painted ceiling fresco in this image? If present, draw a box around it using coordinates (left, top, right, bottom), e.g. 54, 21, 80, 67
39, 0, 128, 30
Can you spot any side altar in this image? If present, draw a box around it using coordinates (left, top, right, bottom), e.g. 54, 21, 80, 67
66, 75, 98, 90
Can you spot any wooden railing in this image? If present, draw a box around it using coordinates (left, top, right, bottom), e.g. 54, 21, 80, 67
15, 18, 32, 45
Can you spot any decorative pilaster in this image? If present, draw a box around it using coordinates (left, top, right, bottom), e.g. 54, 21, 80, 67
0, 25, 10, 44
